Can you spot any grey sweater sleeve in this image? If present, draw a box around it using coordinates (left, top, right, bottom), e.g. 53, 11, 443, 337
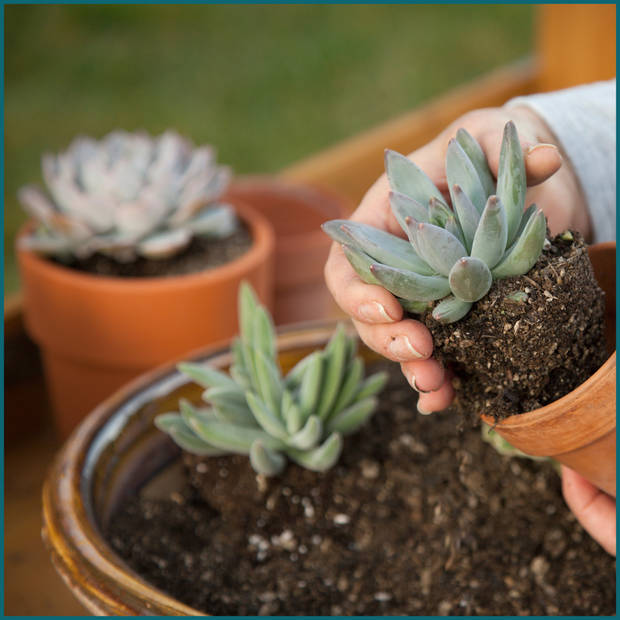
506, 80, 616, 243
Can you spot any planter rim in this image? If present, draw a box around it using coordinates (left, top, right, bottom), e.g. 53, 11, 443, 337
42, 319, 342, 616
17, 200, 275, 292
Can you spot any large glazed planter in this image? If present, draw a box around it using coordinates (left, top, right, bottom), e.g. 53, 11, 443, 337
42, 248, 615, 614
224, 176, 352, 325
481, 242, 616, 496
18, 202, 275, 437
42, 321, 345, 615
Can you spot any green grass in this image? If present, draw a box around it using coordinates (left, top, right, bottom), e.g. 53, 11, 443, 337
4, 4, 533, 294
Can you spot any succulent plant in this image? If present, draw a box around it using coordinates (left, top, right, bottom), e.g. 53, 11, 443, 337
155, 283, 387, 476
322, 121, 547, 323
18, 130, 239, 262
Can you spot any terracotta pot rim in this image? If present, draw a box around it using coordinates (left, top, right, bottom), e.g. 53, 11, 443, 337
42, 319, 342, 615
17, 201, 275, 292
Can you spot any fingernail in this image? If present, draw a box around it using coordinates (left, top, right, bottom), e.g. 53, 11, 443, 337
407, 373, 431, 394
526, 143, 559, 155
417, 401, 433, 416
388, 335, 424, 361
358, 301, 396, 324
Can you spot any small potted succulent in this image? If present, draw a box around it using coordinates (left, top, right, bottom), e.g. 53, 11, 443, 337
17, 130, 275, 436
42, 282, 615, 615
323, 121, 615, 495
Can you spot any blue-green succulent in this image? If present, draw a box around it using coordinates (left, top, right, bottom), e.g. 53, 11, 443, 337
155, 283, 387, 476
323, 121, 547, 323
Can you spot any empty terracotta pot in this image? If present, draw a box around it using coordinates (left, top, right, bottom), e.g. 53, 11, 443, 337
17, 202, 275, 438
481, 242, 616, 496
224, 176, 352, 325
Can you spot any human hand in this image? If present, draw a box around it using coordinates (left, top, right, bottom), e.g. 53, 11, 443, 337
561, 465, 616, 556
324, 105, 585, 413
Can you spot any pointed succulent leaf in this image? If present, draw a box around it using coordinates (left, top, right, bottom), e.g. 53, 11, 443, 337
496, 121, 526, 244
455, 128, 496, 198
514, 204, 537, 242
245, 391, 289, 440
154, 412, 185, 433
238, 281, 257, 345
287, 415, 323, 450
321, 219, 352, 246
369, 263, 451, 302
431, 295, 473, 324
188, 417, 286, 454
398, 297, 432, 314
449, 256, 492, 302
298, 351, 324, 419
353, 371, 389, 402
428, 197, 453, 227
186, 204, 237, 237
339, 220, 433, 275
385, 149, 444, 205
470, 196, 508, 269
249, 440, 286, 476
286, 432, 343, 472
177, 361, 237, 390
284, 354, 315, 389
316, 325, 348, 420
451, 184, 480, 251
414, 222, 468, 277
389, 191, 430, 237
444, 215, 466, 248
252, 304, 277, 361
446, 139, 487, 213
204, 386, 257, 427
179, 398, 219, 427
282, 389, 304, 434
158, 416, 228, 456
492, 208, 546, 279
328, 357, 364, 417
252, 350, 282, 416
326, 396, 377, 435
137, 228, 191, 260
341, 244, 381, 285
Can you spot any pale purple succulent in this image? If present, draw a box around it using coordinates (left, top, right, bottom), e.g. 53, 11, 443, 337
18, 130, 238, 262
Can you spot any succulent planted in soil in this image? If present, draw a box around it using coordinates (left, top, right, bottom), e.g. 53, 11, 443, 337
323, 121, 547, 323
156, 283, 387, 476
18, 130, 239, 262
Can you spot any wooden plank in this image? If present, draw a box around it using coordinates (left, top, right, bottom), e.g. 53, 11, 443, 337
536, 4, 616, 93
280, 59, 538, 207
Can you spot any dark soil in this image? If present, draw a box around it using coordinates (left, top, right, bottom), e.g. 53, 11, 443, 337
107, 363, 615, 615
53, 222, 252, 278
424, 232, 607, 422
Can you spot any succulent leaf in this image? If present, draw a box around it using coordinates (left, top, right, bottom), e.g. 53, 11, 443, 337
448, 256, 492, 302
281, 389, 303, 434
427, 197, 454, 227
451, 184, 480, 252
414, 222, 468, 277
287, 415, 323, 450
431, 296, 473, 324
328, 357, 364, 417
385, 150, 444, 205
389, 191, 429, 230
326, 397, 377, 435
204, 387, 257, 427
369, 263, 451, 301
497, 121, 526, 244
286, 432, 343, 472
398, 298, 432, 314
446, 139, 487, 213
298, 351, 324, 419
250, 440, 286, 476
470, 196, 508, 269
354, 371, 389, 401
177, 362, 237, 390
246, 391, 289, 440
492, 209, 546, 279
316, 325, 348, 420
455, 127, 496, 198
341, 243, 381, 285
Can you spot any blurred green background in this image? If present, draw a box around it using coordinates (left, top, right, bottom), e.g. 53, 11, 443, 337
5, 4, 534, 295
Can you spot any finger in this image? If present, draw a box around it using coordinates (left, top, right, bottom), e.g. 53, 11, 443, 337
561, 466, 616, 556
324, 243, 403, 324
352, 317, 433, 362
416, 377, 454, 414
400, 358, 445, 393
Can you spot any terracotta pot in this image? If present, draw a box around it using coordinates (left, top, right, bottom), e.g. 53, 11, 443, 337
481, 242, 616, 497
17, 202, 275, 438
42, 321, 344, 615
224, 176, 352, 325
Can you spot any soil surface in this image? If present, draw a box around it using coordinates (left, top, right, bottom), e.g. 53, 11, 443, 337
107, 363, 615, 615
424, 232, 607, 422
53, 222, 252, 278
